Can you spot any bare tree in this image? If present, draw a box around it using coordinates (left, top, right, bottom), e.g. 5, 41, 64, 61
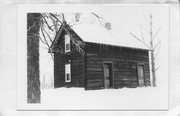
27, 13, 41, 103
27, 12, 109, 102
28, 12, 110, 61
41, 13, 85, 57
130, 14, 161, 87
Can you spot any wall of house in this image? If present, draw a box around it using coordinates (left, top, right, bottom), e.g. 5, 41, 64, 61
85, 42, 150, 90
54, 31, 85, 88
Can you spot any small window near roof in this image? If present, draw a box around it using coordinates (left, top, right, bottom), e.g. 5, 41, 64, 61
65, 63, 71, 82
65, 34, 70, 53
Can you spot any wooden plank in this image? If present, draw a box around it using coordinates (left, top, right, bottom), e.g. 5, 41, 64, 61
87, 83, 103, 87
87, 79, 103, 83
87, 53, 98, 56
87, 68, 102, 71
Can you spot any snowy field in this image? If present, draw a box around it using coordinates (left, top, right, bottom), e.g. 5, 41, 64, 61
40, 85, 168, 110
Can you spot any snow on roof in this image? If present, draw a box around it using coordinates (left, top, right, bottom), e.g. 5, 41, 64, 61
72, 23, 151, 50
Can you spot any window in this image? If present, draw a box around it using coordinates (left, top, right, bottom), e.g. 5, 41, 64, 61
137, 65, 145, 87
65, 34, 70, 52
65, 64, 71, 82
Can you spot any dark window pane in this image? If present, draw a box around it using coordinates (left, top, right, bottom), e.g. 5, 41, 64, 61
66, 43, 70, 51
66, 73, 70, 80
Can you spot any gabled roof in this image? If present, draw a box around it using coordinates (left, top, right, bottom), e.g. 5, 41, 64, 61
72, 23, 151, 50
51, 22, 151, 52
50, 22, 85, 53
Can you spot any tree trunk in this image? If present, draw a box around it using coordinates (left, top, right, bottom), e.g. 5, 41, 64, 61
151, 50, 156, 87
27, 13, 41, 103
150, 14, 157, 87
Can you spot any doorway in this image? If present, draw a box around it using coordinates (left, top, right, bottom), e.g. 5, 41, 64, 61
103, 62, 113, 89
137, 65, 145, 87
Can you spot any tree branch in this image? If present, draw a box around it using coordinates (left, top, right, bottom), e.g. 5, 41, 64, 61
28, 33, 47, 45
91, 12, 113, 36
155, 66, 161, 71
153, 40, 161, 50
41, 14, 53, 31
39, 36, 49, 46
61, 13, 66, 22
42, 26, 53, 43
49, 13, 63, 24
130, 32, 151, 48
49, 13, 85, 56
63, 27, 85, 55
49, 15, 59, 33
40, 26, 50, 48
27, 22, 36, 32
41, 25, 54, 61
153, 27, 161, 40
154, 45, 160, 60
140, 25, 145, 43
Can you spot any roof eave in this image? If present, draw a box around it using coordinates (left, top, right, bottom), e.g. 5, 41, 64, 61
84, 41, 152, 51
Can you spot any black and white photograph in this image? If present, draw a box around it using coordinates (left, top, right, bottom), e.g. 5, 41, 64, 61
0, 0, 180, 115
15, 4, 178, 112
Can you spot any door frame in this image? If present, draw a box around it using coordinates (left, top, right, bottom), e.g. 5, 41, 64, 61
103, 61, 114, 88
137, 63, 145, 87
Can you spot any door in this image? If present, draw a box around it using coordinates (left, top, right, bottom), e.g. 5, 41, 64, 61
104, 63, 112, 88
137, 65, 145, 87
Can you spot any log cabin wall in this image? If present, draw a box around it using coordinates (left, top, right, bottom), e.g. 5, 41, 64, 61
70, 42, 85, 88
54, 31, 85, 88
53, 29, 150, 89
85, 42, 150, 90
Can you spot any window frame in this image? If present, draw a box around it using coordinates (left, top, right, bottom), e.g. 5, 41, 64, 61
137, 63, 145, 86
64, 34, 70, 53
65, 63, 71, 82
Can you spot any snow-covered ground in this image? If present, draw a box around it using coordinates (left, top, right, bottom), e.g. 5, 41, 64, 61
40, 85, 168, 110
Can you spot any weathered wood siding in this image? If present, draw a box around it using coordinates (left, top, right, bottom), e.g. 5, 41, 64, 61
54, 52, 67, 88
54, 31, 84, 88
85, 42, 150, 90
70, 42, 85, 87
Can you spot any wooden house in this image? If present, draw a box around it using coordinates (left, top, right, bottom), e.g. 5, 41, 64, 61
50, 22, 151, 90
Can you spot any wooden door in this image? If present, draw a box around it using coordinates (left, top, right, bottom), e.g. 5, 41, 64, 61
137, 65, 145, 87
104, 63, 112, 88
